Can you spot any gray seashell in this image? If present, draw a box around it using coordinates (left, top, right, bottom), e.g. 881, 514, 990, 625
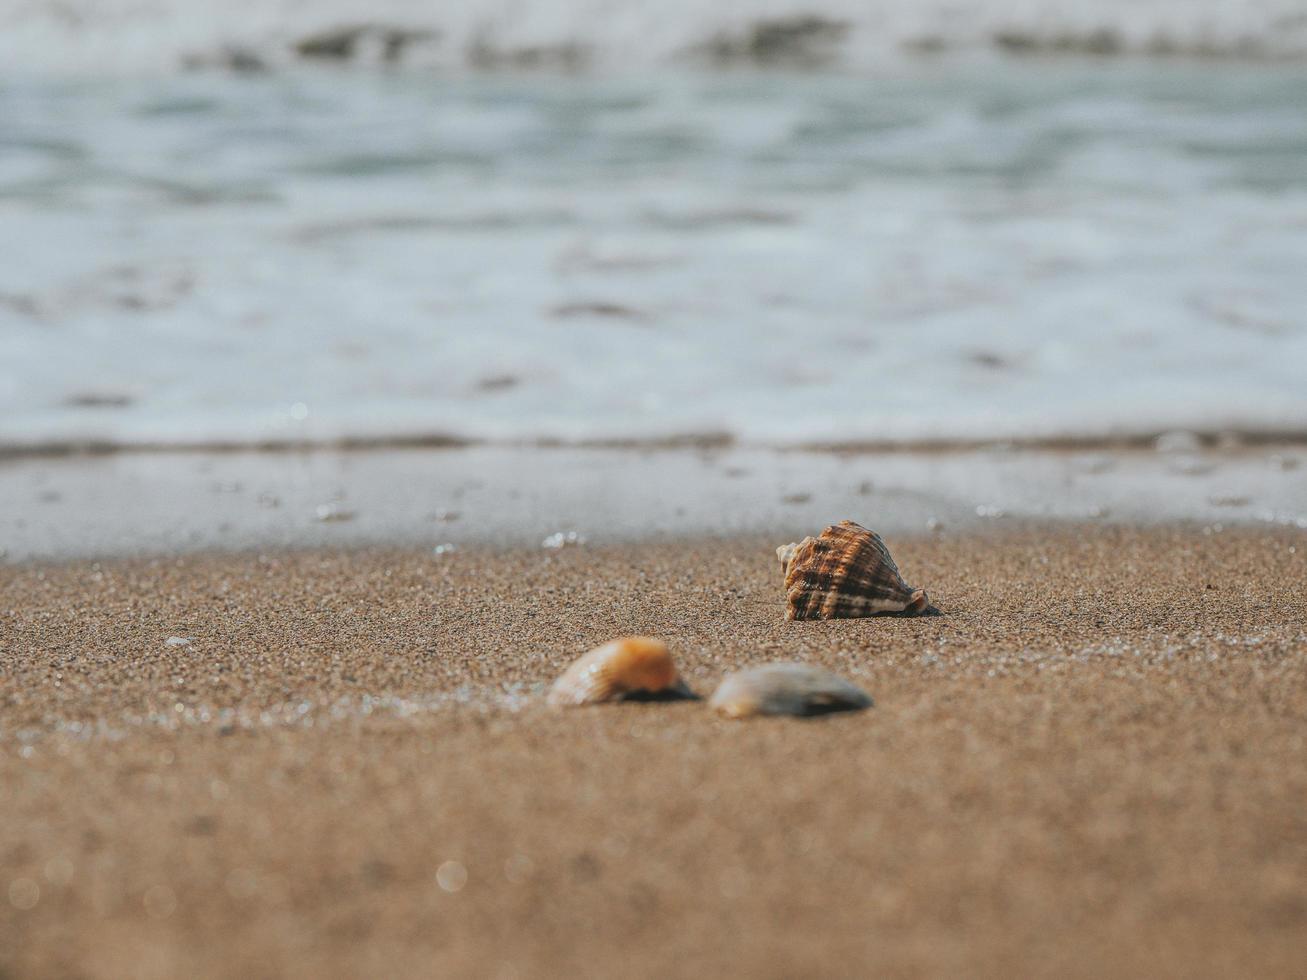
709, 663, 873, 719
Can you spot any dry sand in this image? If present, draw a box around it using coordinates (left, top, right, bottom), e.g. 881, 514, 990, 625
2, 525, 1306, 978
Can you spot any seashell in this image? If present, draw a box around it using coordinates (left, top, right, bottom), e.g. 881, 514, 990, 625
547, 637, 694, 707
709, 663, 873, 718
776, 520, 934, 620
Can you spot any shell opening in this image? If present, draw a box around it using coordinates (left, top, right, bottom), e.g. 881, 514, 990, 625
776, 542, 799, 568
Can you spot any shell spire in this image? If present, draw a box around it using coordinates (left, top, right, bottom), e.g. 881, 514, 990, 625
776, 520, 934, 621
546, 637, 695, 707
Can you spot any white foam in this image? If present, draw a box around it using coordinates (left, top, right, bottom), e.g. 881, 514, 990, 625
1, 64, 1306, 450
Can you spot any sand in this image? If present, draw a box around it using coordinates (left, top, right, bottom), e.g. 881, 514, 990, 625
2, 525, 1306, 978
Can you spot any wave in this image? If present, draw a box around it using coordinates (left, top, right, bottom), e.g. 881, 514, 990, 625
1, 0, 1305, 75
5, 428, 1307, 461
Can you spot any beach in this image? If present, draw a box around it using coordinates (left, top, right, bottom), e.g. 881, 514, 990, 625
4, 524, 1306, 977
5, 2, 1307, 972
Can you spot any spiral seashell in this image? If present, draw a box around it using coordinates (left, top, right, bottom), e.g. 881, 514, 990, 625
776, 520, 934, 620
709, 663, 873, 718
546, 637, 694, 707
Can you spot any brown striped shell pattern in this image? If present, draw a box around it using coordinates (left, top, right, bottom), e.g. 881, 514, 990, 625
776, 520, 934, 621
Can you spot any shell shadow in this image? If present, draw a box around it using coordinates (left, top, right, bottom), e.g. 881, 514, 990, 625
876, 604, 944, 618
619, 686, 701, 703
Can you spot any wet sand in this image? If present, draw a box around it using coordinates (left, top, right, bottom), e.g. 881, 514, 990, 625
3, 444, 1303, 562
3, 525, 1306, 978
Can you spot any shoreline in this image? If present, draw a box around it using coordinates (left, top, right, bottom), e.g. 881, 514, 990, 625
3, 525, 1306, 977
2, 444, 1304, 563
7, 425, 1307, 459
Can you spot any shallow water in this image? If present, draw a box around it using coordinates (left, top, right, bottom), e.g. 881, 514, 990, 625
2, 62, 1306, 450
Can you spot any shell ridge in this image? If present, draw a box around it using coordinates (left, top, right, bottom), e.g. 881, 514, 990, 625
777, 521, 928, 620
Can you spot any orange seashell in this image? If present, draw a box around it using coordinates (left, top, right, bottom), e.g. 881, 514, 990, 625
776, 520, 934, 621
546, 637, 694, 707
710, 663, 873, 719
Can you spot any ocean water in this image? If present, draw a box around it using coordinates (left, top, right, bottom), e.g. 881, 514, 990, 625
2, 59, 1307, 450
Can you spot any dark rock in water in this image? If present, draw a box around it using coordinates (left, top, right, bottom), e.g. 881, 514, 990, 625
296, 25, 370, 59
994, 27, 1124, 57
550, 302, 648, 322
476, 374, 521, 393
700, 16, 850, 67
295, 24, 438, 62
63, 392, 134, 409
967, 350, 1011, 371
223, 46, 269, 72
